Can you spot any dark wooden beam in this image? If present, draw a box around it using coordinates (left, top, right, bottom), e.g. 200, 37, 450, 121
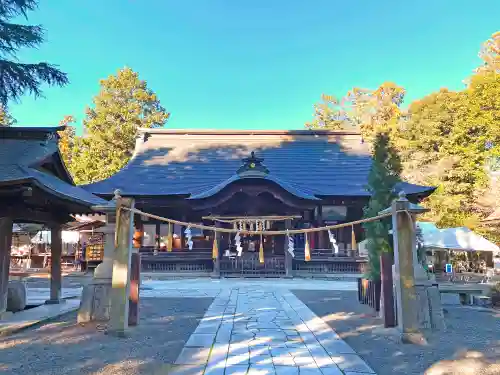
189, 183, 317, 211
46, 225, 62, 304
0, 204, 71, 225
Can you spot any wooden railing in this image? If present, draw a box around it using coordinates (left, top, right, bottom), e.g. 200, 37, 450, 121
140, 248, 213, 273
220, 254, 285, 277
293, 247, 368, 274
139, 247, 368, 276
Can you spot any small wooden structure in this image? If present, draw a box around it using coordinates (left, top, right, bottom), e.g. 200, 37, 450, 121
83, 129, 434, 278
0, 126, 108, 315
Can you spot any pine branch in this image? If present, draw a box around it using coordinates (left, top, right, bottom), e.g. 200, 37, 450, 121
0, 21, 44, 55
0, 0, 37, 20
0, 59, 68, 104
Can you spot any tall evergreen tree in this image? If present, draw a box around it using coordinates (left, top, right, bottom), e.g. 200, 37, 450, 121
0, 0, 68, 105
69, 67, 170, 184
363, 132, 402, 279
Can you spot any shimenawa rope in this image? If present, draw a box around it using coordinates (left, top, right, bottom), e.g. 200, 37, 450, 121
119, 206, 395, 235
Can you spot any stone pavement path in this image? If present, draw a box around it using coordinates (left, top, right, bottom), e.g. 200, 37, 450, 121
171, 286, 375, 375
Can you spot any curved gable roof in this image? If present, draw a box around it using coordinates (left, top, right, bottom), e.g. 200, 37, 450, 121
0, 126, 108, 207
84, 129, 434, 199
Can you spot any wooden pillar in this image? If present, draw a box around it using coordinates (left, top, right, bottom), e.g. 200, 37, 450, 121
108, 196, 134, 337
0, 217, 13, 317
128, 250, 141, 326
212, 222, 220, 278
46, 224, 62, 304
155, 223, 161, 249
284, 219, 293, 278
133, 216, 143, 249
380, 251, 396, 327
317, 205, 325, 249
180, 215, 186, 250
392, 195, 423, 343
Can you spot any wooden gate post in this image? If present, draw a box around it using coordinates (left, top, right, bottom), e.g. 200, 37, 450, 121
380, 251, 396, 327
107, 194, 134, 337
128, 250, 141, 326
390, 192, 425, 344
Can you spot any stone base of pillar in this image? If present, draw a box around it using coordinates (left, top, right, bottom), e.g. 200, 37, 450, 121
0, 311, 13, 320
105, 328, 128, 338
77, 278, 112, 323
401, 331, 428, 345
425, 285, 446, 331
414, 284, 432, 329
45, 299, 65, 305
7, 280, 27, 312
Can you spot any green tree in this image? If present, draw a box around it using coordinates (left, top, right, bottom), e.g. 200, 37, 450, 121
57, 115, 77, 167
476, 31, 499, 74
70, 67, 170, 184
398, 56, 499, 237
0, 0, 68, 105
0, 104, 15, 126
306, 82, 406, 138
362, 132, 402, 279
305, 94, 346, 130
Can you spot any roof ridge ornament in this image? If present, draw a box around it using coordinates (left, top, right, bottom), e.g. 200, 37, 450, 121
237, 151, 269, 177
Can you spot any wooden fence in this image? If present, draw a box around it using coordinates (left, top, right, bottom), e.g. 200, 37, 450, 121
357, 277, 381, 312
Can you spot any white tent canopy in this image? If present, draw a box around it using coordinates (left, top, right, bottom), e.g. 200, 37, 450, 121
417, 222, 500, 254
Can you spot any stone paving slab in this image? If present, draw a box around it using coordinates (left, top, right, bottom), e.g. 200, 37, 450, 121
26, 287, 82, 305
141, 279, 357, 293
0, 299, 80, 336
173, 285, 374, 375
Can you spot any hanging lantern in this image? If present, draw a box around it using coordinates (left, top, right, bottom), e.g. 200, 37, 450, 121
259, 234, 264, 263
233, 222, 238, 231
167, 223, 173, 252
351, 225, 357, 252
250, 222, 254, 231
304, 233, 311, 262
212, 232, 219, 260
266, 220, 271, 230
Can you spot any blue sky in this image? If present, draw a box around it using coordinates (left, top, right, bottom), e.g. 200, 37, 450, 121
9, 0, 500, 131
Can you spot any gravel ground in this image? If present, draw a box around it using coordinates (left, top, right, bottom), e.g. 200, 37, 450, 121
0, 297, 213, 375
293, 290, 500, 375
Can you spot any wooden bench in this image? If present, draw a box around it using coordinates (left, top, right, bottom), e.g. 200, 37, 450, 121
438, 285, 486, 305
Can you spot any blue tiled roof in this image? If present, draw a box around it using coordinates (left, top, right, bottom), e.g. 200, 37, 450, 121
84, 129, 434, 199
0, 127, 109, 208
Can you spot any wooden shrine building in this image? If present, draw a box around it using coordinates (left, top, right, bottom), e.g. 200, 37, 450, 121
84, 129, 434, 277
0, 126, 108, 315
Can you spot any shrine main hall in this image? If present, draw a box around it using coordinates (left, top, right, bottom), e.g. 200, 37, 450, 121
83, 128, 433, 278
